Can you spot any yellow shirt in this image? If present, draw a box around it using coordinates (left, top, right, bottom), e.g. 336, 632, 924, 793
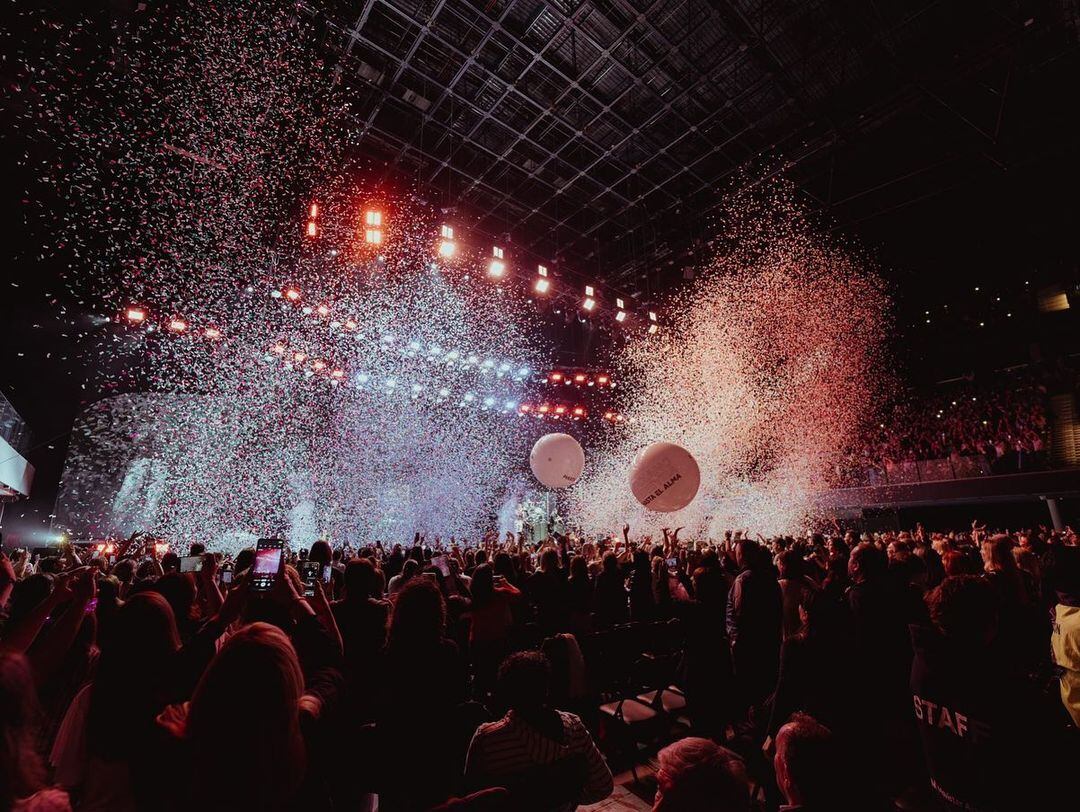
1051, 604, 1080, 727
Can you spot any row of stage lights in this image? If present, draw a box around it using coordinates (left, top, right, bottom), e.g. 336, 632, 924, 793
272, 284, 535, 380
545, 370, 612, 387
265, 341, 613, 421
117, 305, 625, 424
306, 203, 661, 335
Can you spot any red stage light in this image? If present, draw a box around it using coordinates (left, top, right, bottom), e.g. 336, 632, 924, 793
550, 372, 563, 382
125, 307, 147, 324
519, 404, 533, 412
167, 318, 188, 334
604, 411, 614, 420
574, 374, 586, 383
538, 404, 550, 414
310, 202, 319, 219
597, 375, 609, 385
572, 406, 585, 417
554, 405, 567, 415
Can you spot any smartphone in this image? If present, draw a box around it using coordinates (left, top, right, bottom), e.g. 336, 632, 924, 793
219, 567, 233, 586
666, 557, 679, 570
251, 539, 285, 592
179, 555, 203, 573
431, 554, 450, 577
322, 565, 332, 584
300, 560, 321, 597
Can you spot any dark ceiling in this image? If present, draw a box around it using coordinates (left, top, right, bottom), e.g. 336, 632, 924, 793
304, 0, 1080, 299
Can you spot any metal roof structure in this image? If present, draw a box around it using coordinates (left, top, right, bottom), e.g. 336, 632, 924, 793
304, 0, 1079, 300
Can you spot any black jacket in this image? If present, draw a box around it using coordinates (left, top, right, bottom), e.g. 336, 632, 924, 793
909, 623, 1055, 811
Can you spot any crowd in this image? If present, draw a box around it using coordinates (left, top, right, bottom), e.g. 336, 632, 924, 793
2, 519, 1079, 811
843, 378, 1051, 481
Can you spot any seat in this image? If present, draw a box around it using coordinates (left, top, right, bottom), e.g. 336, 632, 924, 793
636, 685, 687, 714
599, 697, 659, 724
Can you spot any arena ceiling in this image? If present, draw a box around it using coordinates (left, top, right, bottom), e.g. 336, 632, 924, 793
305, 0, 1080, 300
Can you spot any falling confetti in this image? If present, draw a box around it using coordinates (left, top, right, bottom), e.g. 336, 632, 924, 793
570, 180, 893, 537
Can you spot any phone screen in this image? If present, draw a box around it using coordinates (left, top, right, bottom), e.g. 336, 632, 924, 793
322, 565, 332, 584
220, 569, 233, 585
300, 560, 320, 597
666, 557, 678, 569
179, 555, 203, 573
251, 539, 284, 591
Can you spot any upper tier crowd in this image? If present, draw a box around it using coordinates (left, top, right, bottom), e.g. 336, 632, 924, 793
2, 519, 1080, 812
842, 379, 1051, 482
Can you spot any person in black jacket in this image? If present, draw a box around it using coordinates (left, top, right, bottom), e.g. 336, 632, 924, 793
725, 540, 782, 719
910, 575, 1059, 811
846, 542, 926, 795
593, 552, 629, 627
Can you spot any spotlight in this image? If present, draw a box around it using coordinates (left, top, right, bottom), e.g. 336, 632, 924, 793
357, 373, 370, 384
344, 319, 358, 331
306, 221, 318, 238
519, 404, 532, 413
604, 411, 615, 420
554, 405, 567, 415
574, 373, 586, 383
616, 297, 625, 309
125, 307, 147, 324
648, 310, 657, 322
583, 297, 596, 311
648, 323, 659, 334
535, 264, 550, 293
293, 351, 307, 363
364, 210, 383, 243
550, 372, 563, 382
283, 286, 302, 302
585, 285, 595, 296
167, 317, 188, 334
270, 343, 286, 355
572, 406, 585, 417
489, 246, 505, 278
597, 375, 609, 385
331, 369, 344, 379
438, 224, 455, 258
316, 304, 330, 317
439, 387, 450, 397
312, 359, 327, 371
310, 202, 319, 219
203, 326, 222, 340
615, 310, 627, 322
538, 404, 550, 414
483, 397, 495, 407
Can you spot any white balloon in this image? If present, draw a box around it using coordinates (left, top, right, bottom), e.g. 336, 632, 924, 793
630, 442, 701, 512
530, 433, 586, 489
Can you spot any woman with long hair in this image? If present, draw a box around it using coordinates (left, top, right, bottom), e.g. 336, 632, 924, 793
1, 652, 71, 812
379, 578, 470, 809
184, 623, 310, 810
